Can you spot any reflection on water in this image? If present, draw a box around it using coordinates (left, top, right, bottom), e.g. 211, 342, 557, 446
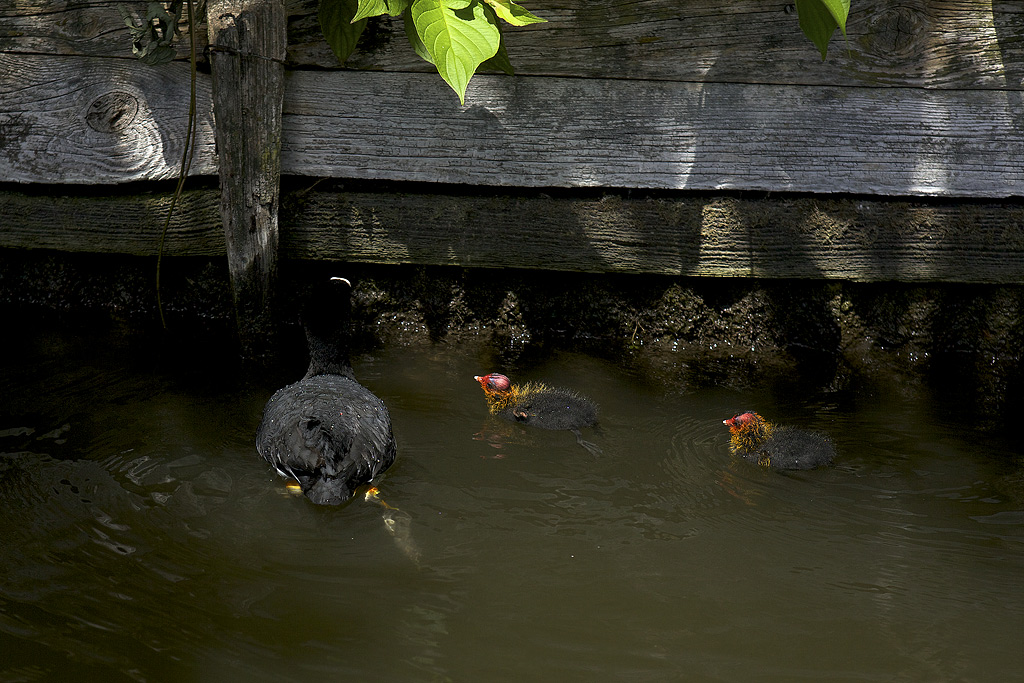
2, 320, 1023, 682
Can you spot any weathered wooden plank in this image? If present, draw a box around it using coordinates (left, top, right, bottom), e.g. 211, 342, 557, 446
285, 191, 1024, 283
0, 54, 217, 184
3, 56, 1021, 196
5, 1, 1022, 90
0, 188, 224, 255
207, 0, 287, 360
299, 0, 1024, 90
3, 187, 1022, 283
0, 1, 166, 58
282, 70, 1024, 198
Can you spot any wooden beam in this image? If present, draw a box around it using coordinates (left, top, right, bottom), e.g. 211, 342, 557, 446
3, 187, 1022, 284
287, 0, 1024, 90
0, 188, 223, 256
0, 55, 217, 184
283, 190, 1024, 282
8, 1, 1022, 90
281, 71, 1024, 198
207, 0, 287, 360
3, 58, 1022, 198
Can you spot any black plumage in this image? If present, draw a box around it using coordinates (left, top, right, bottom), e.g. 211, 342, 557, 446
502, 388, 599, 431
474, 373, 598, 431
474, 373, 600, 453
256, 277, 396, 505
723, 410, 835, 470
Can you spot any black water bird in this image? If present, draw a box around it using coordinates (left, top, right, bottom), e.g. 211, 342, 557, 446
257, 277, 396, 504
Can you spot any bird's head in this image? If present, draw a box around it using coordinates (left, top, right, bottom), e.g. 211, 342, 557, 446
474, 373, 512, 395
723, 411, 773, 450
724, 411, 771, 434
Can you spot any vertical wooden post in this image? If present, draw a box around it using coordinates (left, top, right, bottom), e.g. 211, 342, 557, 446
206, 0, 286, 362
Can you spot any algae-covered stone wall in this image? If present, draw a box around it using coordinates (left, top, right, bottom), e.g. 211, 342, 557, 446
2, 249, 1020, 430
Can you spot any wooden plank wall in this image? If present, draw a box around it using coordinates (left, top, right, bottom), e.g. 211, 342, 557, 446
4, 185, 1022, 283
1, 1, 1023, 281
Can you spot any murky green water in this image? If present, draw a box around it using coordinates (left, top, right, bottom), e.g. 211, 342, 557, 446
2, 318, 1023, 682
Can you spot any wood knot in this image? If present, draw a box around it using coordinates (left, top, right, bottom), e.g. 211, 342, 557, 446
862, 7, 926, 58
85, 92, 140, 133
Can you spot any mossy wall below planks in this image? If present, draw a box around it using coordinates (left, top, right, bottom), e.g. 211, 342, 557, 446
2, 248, 1020, 431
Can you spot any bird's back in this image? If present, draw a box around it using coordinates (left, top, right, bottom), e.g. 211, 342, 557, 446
755, 427, 835, 470
257, 374, 396, 504
501, 386, 598, 431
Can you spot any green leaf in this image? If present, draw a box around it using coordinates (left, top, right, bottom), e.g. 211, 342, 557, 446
354, 0, 411, 21
144, 2, 174, 30
480, 32, 514, 75
483, 0, 545, 26
820, 0, 851, 27
320, 0, 368, 64
385, 0, 413, 16
795, 0, 849, 60
410, 0, 501, 104
352, 0, 389, 21
404, 12, 433, 64
139, 44, 177, 65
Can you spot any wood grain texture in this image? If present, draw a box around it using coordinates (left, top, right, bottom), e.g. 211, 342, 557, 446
0, 188, 223, 256
7, 1, 1022, 89
3, 188, 1022, 283
207, 0, 288, 357
3, 56, 1021, 197
0, 1, 209, 60
0, 54, 217, 184
286, 0, 1024, 90
281, 70, 1024, 198
297, 0, 1024, 90
284, 191, 1024, 282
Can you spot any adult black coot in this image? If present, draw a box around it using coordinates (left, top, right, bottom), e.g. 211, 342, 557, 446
723, 410, 835, 470
474, 372, 599, 452
257, 277, 396, 505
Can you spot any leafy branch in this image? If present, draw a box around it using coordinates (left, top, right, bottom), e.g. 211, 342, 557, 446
320, 0, 544, 104
321, 0, 850, 103
122, 1, 851, 105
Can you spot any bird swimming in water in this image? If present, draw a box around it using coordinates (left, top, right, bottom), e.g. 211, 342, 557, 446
474, 372, 599, 452
256, 277, 396, 505
723, 411, 835, 470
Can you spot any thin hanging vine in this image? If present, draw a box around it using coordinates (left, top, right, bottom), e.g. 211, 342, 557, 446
120, 1, 203, 328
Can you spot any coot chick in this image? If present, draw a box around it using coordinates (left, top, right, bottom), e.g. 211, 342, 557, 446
474, 373, 599, 452
723, 411, 835, 470
256, 277, 396, 505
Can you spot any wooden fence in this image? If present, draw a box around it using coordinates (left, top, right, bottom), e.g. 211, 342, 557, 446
2, 1, 1023, 348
